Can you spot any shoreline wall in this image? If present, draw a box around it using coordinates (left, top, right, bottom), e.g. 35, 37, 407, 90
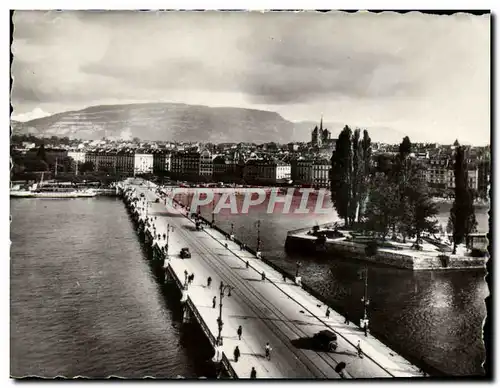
284, 235, 487, 271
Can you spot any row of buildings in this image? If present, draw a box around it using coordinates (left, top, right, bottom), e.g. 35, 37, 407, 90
65, 148, 332, 187
13, 119, 489, 193
71, 147, 489, 192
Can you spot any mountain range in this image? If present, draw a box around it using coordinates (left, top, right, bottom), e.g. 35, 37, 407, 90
10, 103, 405, 144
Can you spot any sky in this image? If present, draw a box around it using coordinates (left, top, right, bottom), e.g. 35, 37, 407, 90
11, 10, 490, 145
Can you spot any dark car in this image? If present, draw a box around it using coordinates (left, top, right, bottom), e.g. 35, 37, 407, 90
155, 198, 160, 203
180, 247, 191, 259
140, 193, 145, 198
312, 330, 338, 352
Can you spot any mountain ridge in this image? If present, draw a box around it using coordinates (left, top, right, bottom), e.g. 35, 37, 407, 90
11, 102, 405, 144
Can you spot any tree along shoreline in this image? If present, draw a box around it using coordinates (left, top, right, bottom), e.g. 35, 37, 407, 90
330, 131, 480, 255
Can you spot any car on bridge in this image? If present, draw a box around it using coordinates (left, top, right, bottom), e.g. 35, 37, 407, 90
312, 330, 338, 352
180, 247, 191, 259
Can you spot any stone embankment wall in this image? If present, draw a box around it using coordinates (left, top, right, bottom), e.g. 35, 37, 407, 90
285, 235, 486, 271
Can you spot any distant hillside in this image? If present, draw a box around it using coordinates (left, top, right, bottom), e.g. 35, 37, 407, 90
10, 103, 301, 144
10, 102, 405, 144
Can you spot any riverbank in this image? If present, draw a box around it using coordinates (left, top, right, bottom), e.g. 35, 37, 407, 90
285, 227, 487, 271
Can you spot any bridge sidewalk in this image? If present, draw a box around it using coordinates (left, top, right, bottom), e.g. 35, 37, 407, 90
168, 259, 287, 379
196, 224, 422, 377
129, 183, 424, 379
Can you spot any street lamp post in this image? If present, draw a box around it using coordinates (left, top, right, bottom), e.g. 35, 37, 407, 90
256, 220, 261, 253
295, 261, 302, 278
165, 224, 174, 257
216, 281, 234, 347
211, 198, 215, 226
360, 266, 370, 337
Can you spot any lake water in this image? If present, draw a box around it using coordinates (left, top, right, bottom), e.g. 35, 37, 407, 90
10, 197, 214, 378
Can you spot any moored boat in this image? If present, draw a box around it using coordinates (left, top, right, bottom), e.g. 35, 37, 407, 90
10, 190, 35, 198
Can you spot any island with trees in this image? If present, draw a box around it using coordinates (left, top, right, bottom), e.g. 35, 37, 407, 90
285, 127, 488, 270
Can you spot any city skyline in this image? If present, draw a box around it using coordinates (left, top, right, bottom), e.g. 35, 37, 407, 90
11, 11, 490, 145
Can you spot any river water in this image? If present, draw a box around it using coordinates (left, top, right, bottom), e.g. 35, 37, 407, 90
10, 197, 214, 378
10, 195, 489, 377
189, 192, 489, 376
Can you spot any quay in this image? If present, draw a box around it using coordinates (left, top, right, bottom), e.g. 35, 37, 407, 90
285, 226, 488, 271
120, 179, 425, 379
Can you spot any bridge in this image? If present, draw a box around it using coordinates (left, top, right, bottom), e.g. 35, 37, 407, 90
122, 179, 425, 379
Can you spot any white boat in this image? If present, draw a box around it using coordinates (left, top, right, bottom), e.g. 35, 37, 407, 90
30, 189, 97, 199
10, 173, 97, 199
10, 190, 35, 198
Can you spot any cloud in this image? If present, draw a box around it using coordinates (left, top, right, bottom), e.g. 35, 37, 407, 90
11, 107, 51, 122
10, 10, 490, 144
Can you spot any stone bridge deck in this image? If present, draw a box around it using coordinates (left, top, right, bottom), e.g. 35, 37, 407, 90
124, 180, 425, 379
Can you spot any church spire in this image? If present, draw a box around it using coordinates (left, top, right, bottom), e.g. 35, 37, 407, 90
320, 115, 323, 131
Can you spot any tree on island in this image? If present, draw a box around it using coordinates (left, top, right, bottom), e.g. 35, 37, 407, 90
392, 136, 413, 242
405, 175, 439, 250
449, 145, 477, 254
357, 130, 372, 220
364, 173, 398, 240
331, 126, 353, 226
330, 126, 372, 227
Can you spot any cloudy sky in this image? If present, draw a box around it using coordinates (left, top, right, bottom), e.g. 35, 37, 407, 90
11, 11, 490, 144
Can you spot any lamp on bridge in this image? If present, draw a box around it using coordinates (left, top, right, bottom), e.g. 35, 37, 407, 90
295, 261, 302, 285
165, 224, 174, 257
216, 281, 234, 347
256, 220, 262, 258
211, 199, 215, 227
359, 266, 370, 337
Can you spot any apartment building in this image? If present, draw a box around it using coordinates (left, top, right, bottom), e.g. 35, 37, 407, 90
67, 151, 86, 164
243, 159, 291, 184
312, 158, 331, 188
153, 149, 172, 174
116, 149, 135, 175
134, 151, 154, 175
293, 159, 314, 185
199, 149, 213, 177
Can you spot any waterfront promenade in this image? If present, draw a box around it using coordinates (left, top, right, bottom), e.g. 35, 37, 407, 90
127, 181, 424, 379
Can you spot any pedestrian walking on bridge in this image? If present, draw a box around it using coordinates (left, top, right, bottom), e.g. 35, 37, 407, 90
234, 346, 240, 362
265, 342, 272, 360
212, 296, 217, 309
344, 312, 349, 325
237, 325, 242, 340
357, 340, 363, 358
246, 261, 250, 269
207, 276, 212, 288
250, 367, 257, 379
326, 307, 331, 318
261, 271, 266, 281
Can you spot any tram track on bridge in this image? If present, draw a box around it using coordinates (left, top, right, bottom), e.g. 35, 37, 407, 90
141, 184, 395, 378
165, 216, 327, 377
168, 191, 401, 378
176, 218, 391, 379
143, 188, 328, 378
